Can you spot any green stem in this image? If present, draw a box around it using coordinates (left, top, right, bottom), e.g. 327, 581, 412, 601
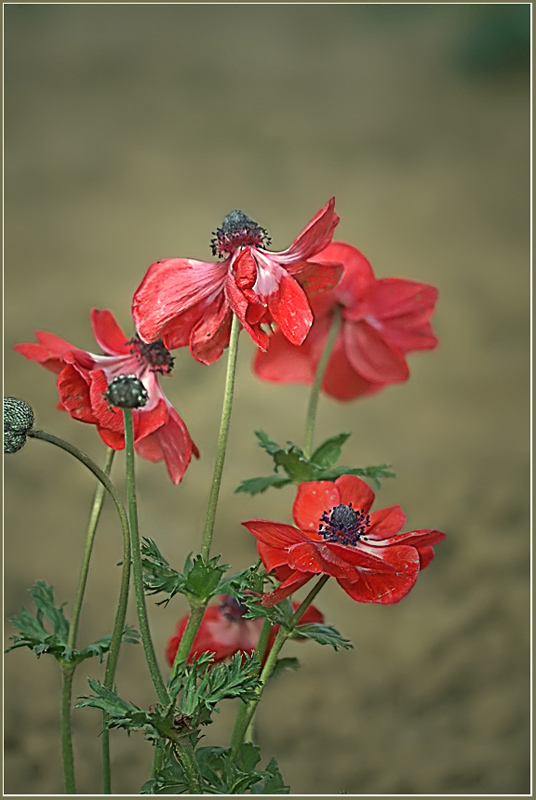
122, 409, 168, 706
28, 431, 133, 794
67, 448, 116, 652
303, 307, 342, 459
122, 410, 203, 794
230, 575, 330, 758
200, 313, 241, 562
60, 665, 76, 794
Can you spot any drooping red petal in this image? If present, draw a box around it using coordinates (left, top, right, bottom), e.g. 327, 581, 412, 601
253, 314, 332, 385
368, 279, 439, 352
315, 242, 376, 307
14, 331, 94, 374
132, 258, 228, 344
292, 481, 340, 533
267, 273, 313, 345
242, 519, 308, 548
135, 406, 199, 485
189, 293, 233, 365
343, 319, 409, 384
321, 334, 385, 401
293, 260, 343, 296
261, 571, 314, 607
334, 474, 376, 514
379, 528, 446, 549
256, 541, 295, 574
90, 309, 130, 355
225, 270, 270, 350
57, 364, 98, 423
366, 505, 406, 539
275, 198, 339, 265
336, 543, 420, 604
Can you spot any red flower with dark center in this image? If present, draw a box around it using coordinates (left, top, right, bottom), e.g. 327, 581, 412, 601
165, 594, 324, 666
14, 309, 199, 484
243, 475, 445, 606
253, 242, 439, 400
132, 199, 343, 364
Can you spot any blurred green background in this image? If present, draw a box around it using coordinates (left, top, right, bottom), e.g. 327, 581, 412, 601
4, 4, 530, 795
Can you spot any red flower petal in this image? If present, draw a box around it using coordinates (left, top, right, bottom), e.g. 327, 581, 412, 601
322, 334, 386, 401
135, 406, 199, 485
343, 319, 409, 384
90, 309, 130, 355
262, 572, 314, 607
294, 260, 344, 296
275, 198, 339, 265
189, 294, 233, 365
366, 505, 406, 539
14, 332, 94, 374
253, 314, 331, 385
132, 258, 228, 344
336, 543, 420, 604
57, 364, 98, 423
292, 481, 340, 532
334, 474, 376, 513
242, 520, 308, 548
267, 273, 313, 345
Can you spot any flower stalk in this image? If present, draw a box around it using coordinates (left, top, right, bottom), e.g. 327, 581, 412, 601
229, 575, 330, 758
303, 306, 342, 459
122, 409, 203, 793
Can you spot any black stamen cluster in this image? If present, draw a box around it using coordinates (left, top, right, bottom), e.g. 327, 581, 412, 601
127, 336, 174, 376
219, 595, 248, 622
210, 209, 271, 257
319, 503, 370, 547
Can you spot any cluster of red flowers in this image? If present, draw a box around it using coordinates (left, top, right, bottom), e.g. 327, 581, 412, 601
14, 198, 444, 657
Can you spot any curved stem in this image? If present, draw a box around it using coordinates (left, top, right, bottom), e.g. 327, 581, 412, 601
67, 448, 116, 652
122, 410, 203, 794
28, 431, 133, 794
229, 575, 330, 758
200, 313, 241, 562
303, 307, 342, 459
60, 665, 76, 794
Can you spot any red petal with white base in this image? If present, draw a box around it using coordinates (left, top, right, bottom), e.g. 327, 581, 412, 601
132, 258, 228, 344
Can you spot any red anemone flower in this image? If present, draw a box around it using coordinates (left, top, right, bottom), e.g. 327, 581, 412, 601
132, 199, 343, 365
243, 474, 445, 606
253, 242, 439, 401
165, 594, 324, 666
14, 309, 199, 484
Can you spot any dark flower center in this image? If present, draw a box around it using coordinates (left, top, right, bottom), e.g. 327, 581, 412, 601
126, 335, 174, 376
219, 595, 248, 622
319, 503, 370, 546
211, 210, 271, 257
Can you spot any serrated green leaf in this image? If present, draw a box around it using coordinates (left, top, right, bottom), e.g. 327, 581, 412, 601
235, 475, 291, 495
30, 581, 70, 642
185, 556, 230, 602
291, 622, 353, 651
311, 432, 351, 469
318, 464, 395, 490
254, 430, 283, 456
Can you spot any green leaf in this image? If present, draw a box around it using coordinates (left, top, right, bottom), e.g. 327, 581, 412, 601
271, 656, 300, 678
235, 475, 291, 495
76, 678, 168, 739
318, 464, 395, 490
291, 622, 353, 651
311, 432, 351, 469
254, 430, 283, 456
185, 556, 230, 603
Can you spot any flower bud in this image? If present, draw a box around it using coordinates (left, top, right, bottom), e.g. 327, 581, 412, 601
4, 397, 35, 453
104, 375, 148, 409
